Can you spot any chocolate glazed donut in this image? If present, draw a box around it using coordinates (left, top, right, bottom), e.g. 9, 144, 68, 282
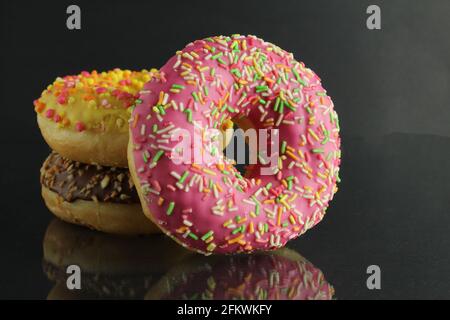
40, 152, 159, 235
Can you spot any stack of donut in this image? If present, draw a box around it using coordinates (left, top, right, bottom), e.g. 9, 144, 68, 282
35, 35, 341, 255
35, 68, 161, 235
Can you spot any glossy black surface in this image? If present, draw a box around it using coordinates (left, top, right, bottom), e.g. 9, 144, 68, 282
1, 0, 449, 299
1, 133, 449, 299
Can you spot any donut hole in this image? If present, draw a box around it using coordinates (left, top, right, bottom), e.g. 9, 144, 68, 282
222, 122, 253, 176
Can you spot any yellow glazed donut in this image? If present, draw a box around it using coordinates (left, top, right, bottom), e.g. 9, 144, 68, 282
34, 68, 160, 167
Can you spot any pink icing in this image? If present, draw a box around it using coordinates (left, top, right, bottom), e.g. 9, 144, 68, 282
130, 35, 341, 255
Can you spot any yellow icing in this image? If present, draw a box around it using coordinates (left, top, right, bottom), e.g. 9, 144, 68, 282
34, 68, 159, 133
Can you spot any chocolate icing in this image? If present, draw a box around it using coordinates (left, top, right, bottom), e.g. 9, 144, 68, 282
40, 152, 139, 204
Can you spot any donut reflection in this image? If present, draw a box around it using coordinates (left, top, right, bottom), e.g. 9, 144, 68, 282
145, 248, 334, 300
42, 219, 191, 299
43, 219, 334, 300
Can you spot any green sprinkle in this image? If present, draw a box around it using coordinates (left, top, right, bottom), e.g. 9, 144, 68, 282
178, 171, 189, 184
192, 92, 199, 102
152, 150, 164, 163
274, 97, 280, 112
281, 141, 287, 154
158, 105, 165, 115
171, 84, 185, 90
265, 183, 272, 190
184, 109, 193, 122
285, 101, 296, 111
326, 151, 333, 161
316, 92, 327, 96
255, 204, 261, 216
292, 68, 302, 83
211, 52, 223, 60
278, 100, 284, 113
231, 68, 242, 77
152, 124, 158, 133
203, 86, 209, 96
135, 99, 143, 104
232, 226, 242, 235
188, 232, 198, 240
201, 230, 214, 241
321, 134, 330, 145
256, 85, 269, 92
312, 148, 324, 154
217, 58, 226, 65
166, 201, 175, 215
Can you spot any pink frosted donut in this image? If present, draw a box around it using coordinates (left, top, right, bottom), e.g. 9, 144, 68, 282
128, 35, 341, 255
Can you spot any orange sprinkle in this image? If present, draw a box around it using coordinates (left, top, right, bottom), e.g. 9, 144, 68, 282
286, 150, 300, 162
277, 207, 283, 226
157, 91, 164, 105
249, 222, 254, 233
228, 234, 244, 244
191, 164, 201, 170
237, 217, 247, 225
181, 62, 192, 69
176, 226, 188, 234
132, 114, 139, 128
264, 77, 275, 83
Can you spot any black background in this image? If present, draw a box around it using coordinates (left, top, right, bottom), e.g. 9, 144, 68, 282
1, 0, 450, 299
